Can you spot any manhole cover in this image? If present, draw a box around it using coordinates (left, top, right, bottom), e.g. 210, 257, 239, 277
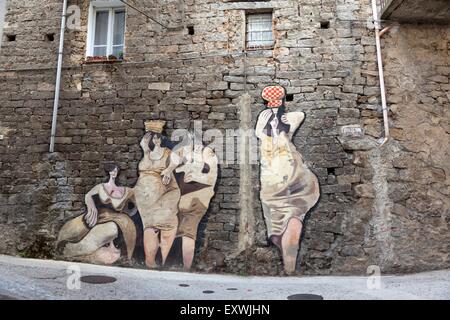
203, 290, 215, 294
179, 284, 190, 287
287, 294, 324, 300
80, 275, 117, 284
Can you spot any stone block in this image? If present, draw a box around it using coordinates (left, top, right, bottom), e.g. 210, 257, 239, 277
148, 82, 171, 91
354, 184, 375, 198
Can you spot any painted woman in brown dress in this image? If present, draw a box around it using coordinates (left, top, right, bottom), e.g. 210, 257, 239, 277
255, 85, 320, 274
133, 121, 181, 268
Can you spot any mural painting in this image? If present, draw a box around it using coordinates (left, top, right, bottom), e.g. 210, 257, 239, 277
56, 120, 218, 271
56, 86, 320, 274
255, 85, 320, 274
56, 164, 137, 265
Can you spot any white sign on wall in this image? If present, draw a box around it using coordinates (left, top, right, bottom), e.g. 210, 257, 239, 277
340, 125, 365, 139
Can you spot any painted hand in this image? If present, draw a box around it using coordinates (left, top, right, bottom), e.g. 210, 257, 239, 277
184, 173, 194, 183
161, 169, 172, 185
162, 174, 171, 185
84, 206, 98, 228
140, 132, 152, 149
281, 114, 289, 125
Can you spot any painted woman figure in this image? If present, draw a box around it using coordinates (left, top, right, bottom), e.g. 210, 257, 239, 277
56, 164, 137, 265
173, 132, 218, 270
255, 85, 320, 274
133, 120, 181, 268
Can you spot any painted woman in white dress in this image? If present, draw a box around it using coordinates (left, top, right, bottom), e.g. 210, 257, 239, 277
255, 85, 320, 274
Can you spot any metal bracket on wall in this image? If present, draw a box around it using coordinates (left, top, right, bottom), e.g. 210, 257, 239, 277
379, 26, 392, 37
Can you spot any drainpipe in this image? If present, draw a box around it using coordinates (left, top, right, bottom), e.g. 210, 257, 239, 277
0, 0, 6, 50
371, 0, 390, 146
49, 0, 68, 153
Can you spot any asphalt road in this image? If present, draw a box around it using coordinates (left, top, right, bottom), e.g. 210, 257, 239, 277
0, 255, 448, 300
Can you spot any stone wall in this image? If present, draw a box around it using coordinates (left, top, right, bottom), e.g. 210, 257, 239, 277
0, 0, 448, 275
371, 24, 449, 272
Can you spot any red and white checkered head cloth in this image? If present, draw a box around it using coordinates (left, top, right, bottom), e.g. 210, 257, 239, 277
261, 85, 285, 108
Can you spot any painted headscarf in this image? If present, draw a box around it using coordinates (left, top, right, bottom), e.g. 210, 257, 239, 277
261, 85, 286, 108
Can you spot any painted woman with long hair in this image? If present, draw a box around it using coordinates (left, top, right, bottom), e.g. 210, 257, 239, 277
255, 85, 320, 274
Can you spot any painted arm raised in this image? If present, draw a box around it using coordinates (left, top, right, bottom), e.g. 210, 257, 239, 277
139, 132, 152, 154
255, 109, 273, 140
281, 111, 305, 139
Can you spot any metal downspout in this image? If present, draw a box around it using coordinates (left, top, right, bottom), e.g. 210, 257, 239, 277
49, 0, 68, 153
371, 0, 390, 146
0, 0, 6, 50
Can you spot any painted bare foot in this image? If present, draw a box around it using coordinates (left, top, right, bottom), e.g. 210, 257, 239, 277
183, 265, 192, 272
145, 259, 158, 269
283, 256, 297, 275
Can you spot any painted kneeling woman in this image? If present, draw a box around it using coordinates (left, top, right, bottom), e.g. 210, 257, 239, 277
56, 164, 137, 265
134, 120, 181, 268
255, 85, 320, 274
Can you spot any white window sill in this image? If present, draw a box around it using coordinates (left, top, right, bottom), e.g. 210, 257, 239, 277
84, 56, 124, 64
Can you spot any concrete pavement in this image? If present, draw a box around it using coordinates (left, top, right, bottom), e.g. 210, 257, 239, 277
0, 255, 448, 300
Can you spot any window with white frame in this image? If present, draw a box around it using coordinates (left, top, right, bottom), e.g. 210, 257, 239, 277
246, 13, 274, 49
87, 1, 125, 58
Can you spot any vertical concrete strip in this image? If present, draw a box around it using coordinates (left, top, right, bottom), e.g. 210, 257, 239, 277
178, 0, 186, 28
236, 93, 255, 254
368, 145, 396, 267
0, 0, 6, 50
